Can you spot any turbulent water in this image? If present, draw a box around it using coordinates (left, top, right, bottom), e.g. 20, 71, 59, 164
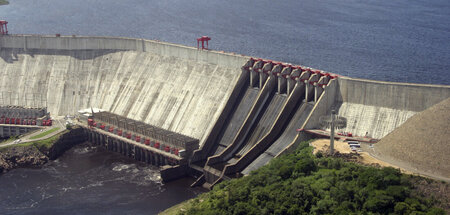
0, 0, 449, 213
0, 144, 204, 214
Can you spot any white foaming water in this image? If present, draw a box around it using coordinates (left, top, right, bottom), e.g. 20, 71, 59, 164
73, 146, 95, 154
112, 163, 135, 172
79, 181, 104, 190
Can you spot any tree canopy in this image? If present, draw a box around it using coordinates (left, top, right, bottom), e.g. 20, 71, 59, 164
181, 141, 445, 215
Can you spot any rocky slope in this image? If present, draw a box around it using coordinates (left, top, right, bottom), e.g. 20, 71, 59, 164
0, 145, 48, 173
0, 126, 87, 173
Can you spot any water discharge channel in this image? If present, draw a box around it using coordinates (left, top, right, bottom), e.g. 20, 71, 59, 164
0, 143, 205, 214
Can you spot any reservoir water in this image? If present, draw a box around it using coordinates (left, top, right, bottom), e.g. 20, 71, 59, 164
1, 0, 449, 85
0, 0, 449, 214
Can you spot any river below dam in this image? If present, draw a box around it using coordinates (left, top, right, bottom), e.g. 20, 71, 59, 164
0, 144, 205, 214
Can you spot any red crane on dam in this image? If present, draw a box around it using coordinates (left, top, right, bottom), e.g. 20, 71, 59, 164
0, 20, 8, 35
197, 36, 211, 50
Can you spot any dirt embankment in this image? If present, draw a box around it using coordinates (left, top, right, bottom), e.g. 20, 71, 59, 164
0, 126, 87, 173
310, 139, 406, 171
375, 97, 450, 179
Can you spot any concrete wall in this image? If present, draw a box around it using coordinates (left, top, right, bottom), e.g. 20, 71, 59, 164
0, 125, 39, 137
298, 77, 450, 139
0, 35, 248, 147
337, 77, 450, 112
190, 70, 249, 163
280, 76, 450, 154
303, 79, 338, 129
333, 103, 416, 139
333, 77, 450, 138
0, 35, 247, 68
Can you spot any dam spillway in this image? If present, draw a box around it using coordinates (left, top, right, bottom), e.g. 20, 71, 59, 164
1, 35, 450, 185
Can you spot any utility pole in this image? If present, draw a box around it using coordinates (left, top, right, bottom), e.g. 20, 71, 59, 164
330, 110, 336, 154
320, 109, 346, 155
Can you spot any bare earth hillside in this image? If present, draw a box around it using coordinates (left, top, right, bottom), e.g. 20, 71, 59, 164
375, 97, 450, 179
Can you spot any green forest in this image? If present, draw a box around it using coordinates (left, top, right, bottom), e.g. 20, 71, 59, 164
179, 141, 445, 215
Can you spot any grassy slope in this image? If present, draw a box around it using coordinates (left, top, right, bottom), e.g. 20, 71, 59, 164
161, 140, 447, 215
30, 127, 60, 140
0, 130, 67, 152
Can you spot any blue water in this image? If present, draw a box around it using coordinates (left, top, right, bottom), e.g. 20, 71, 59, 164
1, 0, 449, 85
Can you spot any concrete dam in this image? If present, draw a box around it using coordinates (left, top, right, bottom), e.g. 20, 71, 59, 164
1, 35, 450, 186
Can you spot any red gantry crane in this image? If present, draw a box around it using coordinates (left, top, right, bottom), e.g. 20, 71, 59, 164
197, 36, 211, 50
0, 20, 8, 35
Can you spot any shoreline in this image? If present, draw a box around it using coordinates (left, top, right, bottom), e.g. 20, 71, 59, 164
0, 126, 87, 174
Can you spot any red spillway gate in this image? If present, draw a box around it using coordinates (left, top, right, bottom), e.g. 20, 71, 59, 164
0, 20, 8, 35
197, 36, 211, 50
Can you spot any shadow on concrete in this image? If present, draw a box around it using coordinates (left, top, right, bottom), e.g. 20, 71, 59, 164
332, 101, 344, 114
0, 48, 124, 63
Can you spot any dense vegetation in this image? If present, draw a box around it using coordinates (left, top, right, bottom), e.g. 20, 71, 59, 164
180, 141, 445, 215
0, 0, 9, 6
